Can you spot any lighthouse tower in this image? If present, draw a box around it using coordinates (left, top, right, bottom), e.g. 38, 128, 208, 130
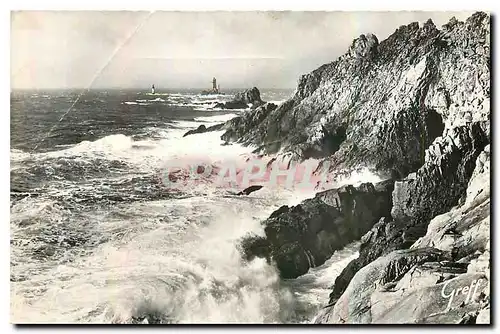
151, 84, 155, 94
212, 77, 218, 93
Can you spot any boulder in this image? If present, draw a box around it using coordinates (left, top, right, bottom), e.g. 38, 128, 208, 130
236, 185, 263, 196
234, 87, 263, 106
215, 87, 264, 109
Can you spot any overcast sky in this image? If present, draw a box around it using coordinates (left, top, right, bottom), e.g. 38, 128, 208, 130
11, 11, 474, 89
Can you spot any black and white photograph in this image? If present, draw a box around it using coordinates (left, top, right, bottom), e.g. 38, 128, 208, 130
8, 7, 491, 325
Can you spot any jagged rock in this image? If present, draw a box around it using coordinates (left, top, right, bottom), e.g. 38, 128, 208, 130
219, 11, 490, 324
182, 123, 224, 137
316, 248, 447, 323
221, 12, 489, 179
316, 141, 491, 324
316, 246, 488, 324
411, 143, 490, 257
236, 185, 263, 196
326, 121, 488, 307
348, 33, 379, 59
390, 122, 488, 225
221, 102, 277, 142
468, 250, 490, 277
240, 180, 394, 279
215, 87, 264, 109
234, 87, 264, 106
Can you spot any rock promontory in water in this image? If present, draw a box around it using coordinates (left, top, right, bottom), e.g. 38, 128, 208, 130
214, 87, 264, 110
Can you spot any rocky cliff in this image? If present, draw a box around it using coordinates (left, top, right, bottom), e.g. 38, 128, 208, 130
231, 12, 490, 324
222, 12, 490, 178
315, 144, 490, 324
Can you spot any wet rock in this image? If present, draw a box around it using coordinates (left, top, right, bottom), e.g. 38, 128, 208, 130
221, 12, 489, 179
241, 180, 394, 279
317, 142, 491, 324
183, 123, 224, 137
215, 87, 264, 109
236, 185, 263, 196
218, 11, 490, 325
221, 102, 277, 142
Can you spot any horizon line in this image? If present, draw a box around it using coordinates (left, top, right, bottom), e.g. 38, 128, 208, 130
10, 86, 297, 91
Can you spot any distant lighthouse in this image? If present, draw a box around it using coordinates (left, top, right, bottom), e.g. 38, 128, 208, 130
201, 77, 224, 95
151, 84, 155, 94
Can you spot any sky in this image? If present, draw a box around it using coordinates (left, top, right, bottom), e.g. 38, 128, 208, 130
11, 11, 475, 90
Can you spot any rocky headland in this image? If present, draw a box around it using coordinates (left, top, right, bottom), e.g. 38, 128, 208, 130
187, 12, 491, 324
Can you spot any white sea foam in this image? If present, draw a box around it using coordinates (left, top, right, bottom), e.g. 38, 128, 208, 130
10, 184, 318, 323
10, 93, 368, 324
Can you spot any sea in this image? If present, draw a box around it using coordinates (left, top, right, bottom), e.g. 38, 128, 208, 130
10, 88, 362, 324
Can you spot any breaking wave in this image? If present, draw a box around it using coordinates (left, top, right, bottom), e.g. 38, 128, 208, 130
10, 91, 367, 324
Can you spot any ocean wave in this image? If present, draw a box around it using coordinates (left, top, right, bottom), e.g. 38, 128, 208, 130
64, 134, 135, 153
11, 188, 339, 324
10, 90, 361, 324
193, 114, 238, 123
150, 98, 165, 102
10, 148, 31, 162
124, 101, 150, 106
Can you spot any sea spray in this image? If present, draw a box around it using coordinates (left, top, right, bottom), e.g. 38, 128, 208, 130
11, 90, 369, 323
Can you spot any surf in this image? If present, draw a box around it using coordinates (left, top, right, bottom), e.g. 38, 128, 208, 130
10, 90, 363, 324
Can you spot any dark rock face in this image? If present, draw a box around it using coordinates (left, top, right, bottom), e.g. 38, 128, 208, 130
326, 121, 488, 307
234, 87, 263, 106
236, 185, 263, 196
316, 143, 491, 323
182, 123, 224, 137
221, 103, 277, 143
391, 122, 488, 225
215, 87, 264, 109
221, 12, 490, 178
215, 12, 490, 324
240, 180, 394, 279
